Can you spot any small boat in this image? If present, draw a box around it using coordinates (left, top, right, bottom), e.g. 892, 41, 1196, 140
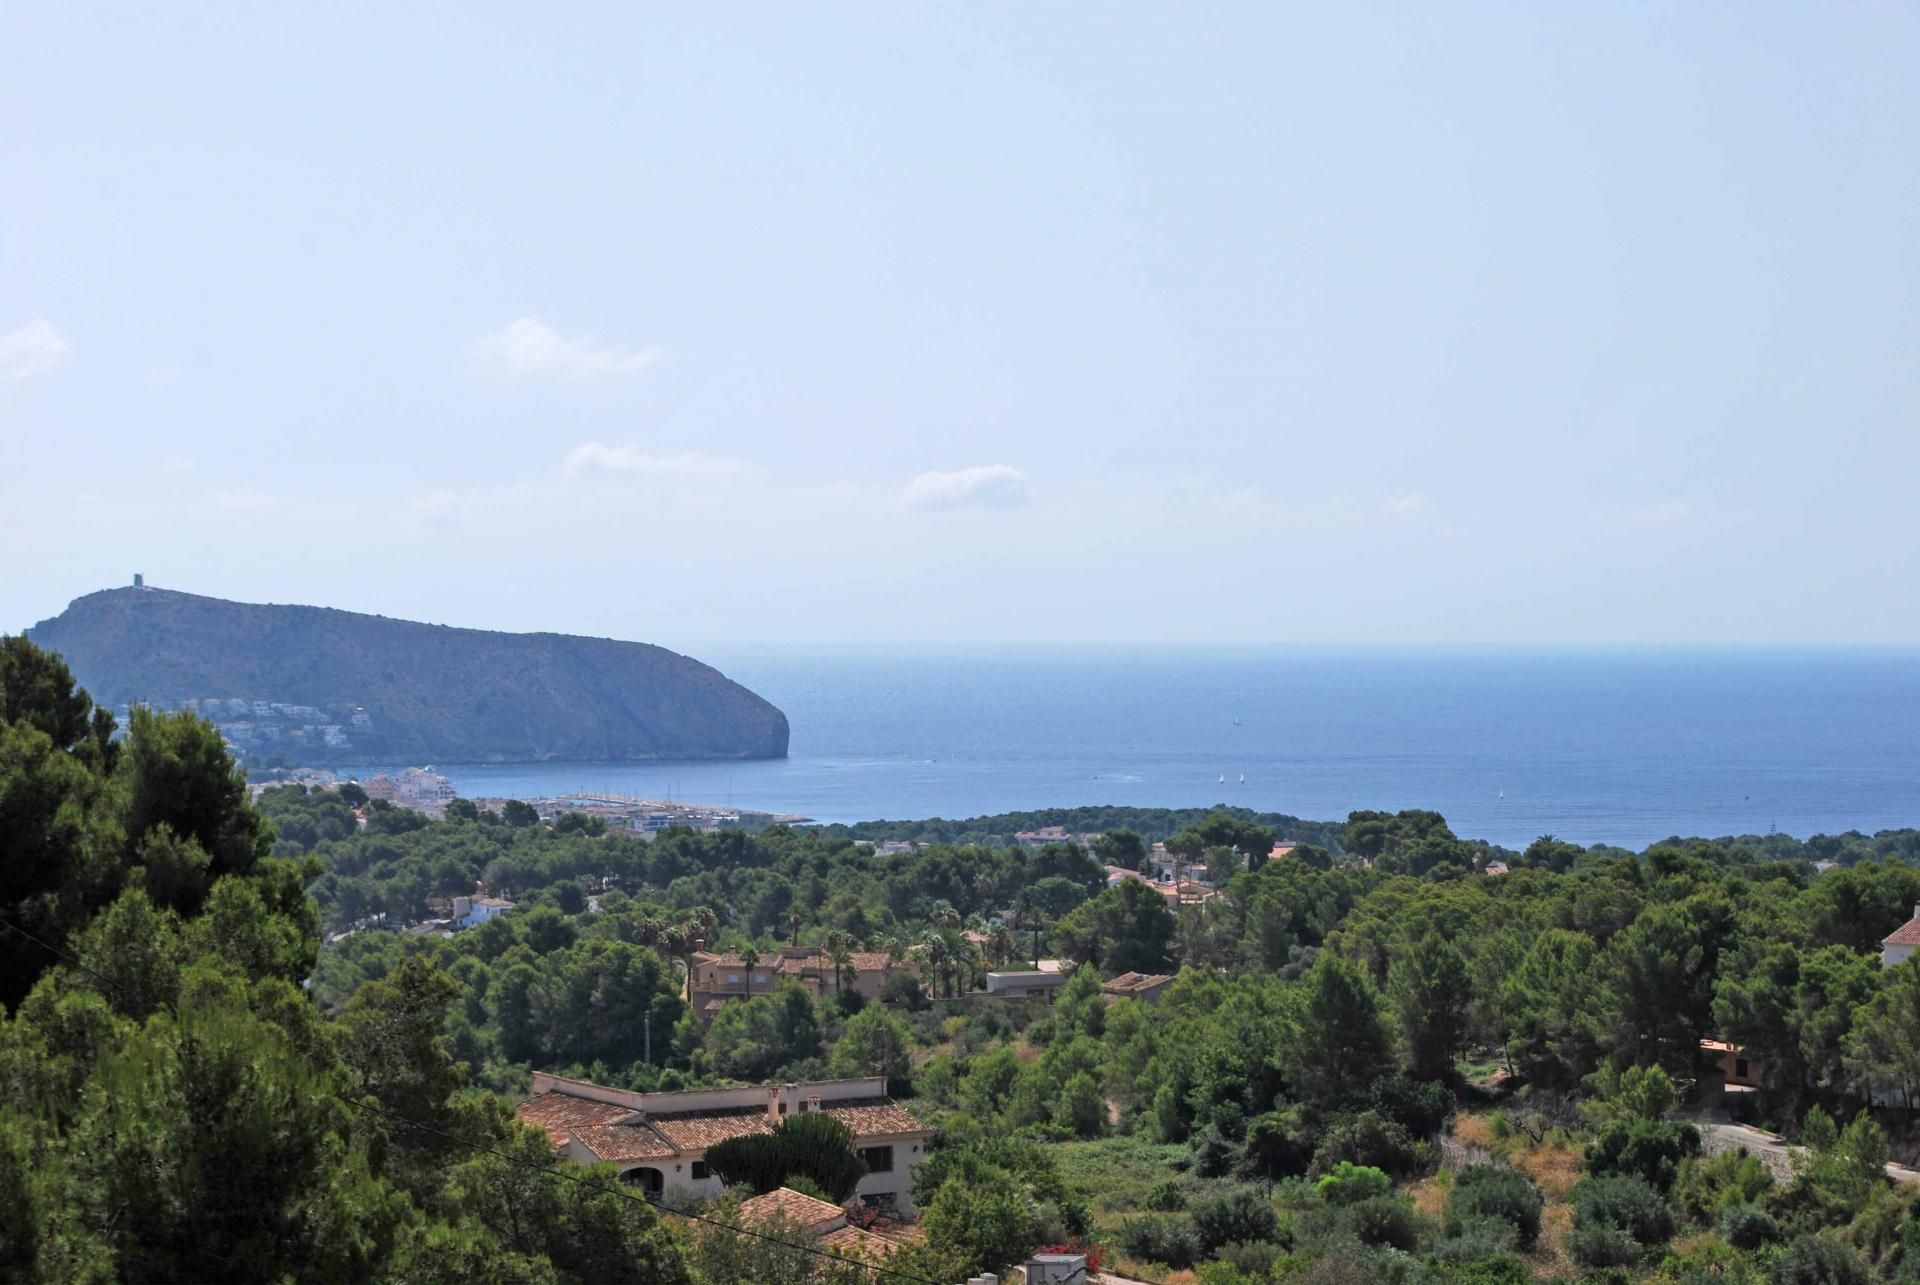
1218, 774, 1226, 784
1238, 773, 1245, 784
1232, 716, 1243, 727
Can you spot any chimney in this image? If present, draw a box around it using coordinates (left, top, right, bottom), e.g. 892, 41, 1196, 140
692, 938, 705, 954
767, 1086, 783, 1122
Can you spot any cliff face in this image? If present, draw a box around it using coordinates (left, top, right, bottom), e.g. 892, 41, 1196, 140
25, 587, 789, 765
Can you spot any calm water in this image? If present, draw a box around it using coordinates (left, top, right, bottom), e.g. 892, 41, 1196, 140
431, 647, 1920, 850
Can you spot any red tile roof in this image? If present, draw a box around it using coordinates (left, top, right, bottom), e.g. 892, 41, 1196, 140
819, 1098, 930, 1137
695, 949, 901, 975
1884, 917, 1920, 947
1103, 971, 1174, 994
516, 1091, 636, 1148
648, 1106, 777, 1151
819, 1223, 903, 1259
574, 1123, 677, 1162
739, 1186, 846, 1233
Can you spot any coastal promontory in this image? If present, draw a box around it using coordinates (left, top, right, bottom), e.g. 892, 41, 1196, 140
24, 586, 789, 765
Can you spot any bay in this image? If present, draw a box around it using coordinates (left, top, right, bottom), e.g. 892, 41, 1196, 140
431, 646, 1920, 850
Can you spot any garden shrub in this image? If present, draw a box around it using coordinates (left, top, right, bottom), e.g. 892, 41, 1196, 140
1117, 1213, 1201, 1269
1316, 1162, 1392, 1207
1429, 1214, 1518, 1263
1570, 1174, 1674, 1266
1765, 1234, 1869, 1285
1309, 1111, 1430, 1178
1192, 1186, 1280, 1255
1341, 1195, 1423, 1251
1583, 1118, 1701, 1192
1145, 1178, 1188, 1212
1445, 1164, 1543, 1250
1718, 1203, 1783, 1250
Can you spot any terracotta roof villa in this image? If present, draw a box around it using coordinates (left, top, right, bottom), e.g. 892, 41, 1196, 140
517, 1071, 933, 1211
689, 945, 919, 1016
1883, 903, 1920, 968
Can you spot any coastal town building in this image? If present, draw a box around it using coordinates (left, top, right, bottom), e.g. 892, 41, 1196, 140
689, 946, 917, 1016
516, 1072, 932, 1210
1882, 904, 1920, 968
363, 767, 458, 813
452, 894, 514, 929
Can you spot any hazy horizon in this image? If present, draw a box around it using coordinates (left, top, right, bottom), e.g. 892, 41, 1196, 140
7, 5, 1918, 645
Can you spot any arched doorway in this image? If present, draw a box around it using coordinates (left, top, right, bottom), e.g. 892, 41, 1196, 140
619, 1166, 664, 1200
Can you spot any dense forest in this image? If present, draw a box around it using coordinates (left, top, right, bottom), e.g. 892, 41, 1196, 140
18, 632, 1920, 1281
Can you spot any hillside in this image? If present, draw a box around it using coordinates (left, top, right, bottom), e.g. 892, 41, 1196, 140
25, 586, 789, 765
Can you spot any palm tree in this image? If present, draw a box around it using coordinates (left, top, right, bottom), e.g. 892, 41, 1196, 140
987, 924, 1015, 969
827, 938, 856, 998
953, 933, 984, 995
787, 908, 804, 947
915, 932, 950, 999
660, 922, 689, 999
740, 945, 761, 1001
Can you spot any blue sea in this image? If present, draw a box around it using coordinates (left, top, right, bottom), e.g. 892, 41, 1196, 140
431, 647, 1920, 851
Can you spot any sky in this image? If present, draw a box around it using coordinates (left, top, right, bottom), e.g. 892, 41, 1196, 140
4, 4, 1918, 647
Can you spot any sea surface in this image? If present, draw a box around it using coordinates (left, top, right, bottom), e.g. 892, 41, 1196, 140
429, 647, 1920, 851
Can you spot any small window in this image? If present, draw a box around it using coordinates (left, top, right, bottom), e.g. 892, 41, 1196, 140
858, 1145, 894, 1174
727, 973, 741, 984
691, 1160, 709, 1181
1735, 1058, 1750, 1079
778, 1101, 787, 1114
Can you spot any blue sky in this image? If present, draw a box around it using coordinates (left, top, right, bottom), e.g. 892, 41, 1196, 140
4, 5, 1917, 645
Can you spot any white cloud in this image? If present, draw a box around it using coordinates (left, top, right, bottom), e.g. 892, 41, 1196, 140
900, 464, 1032, 512
474, 316, 663, 381
161, 455, 195, 475
0, 319, 72, 384
562, 441, 747, 479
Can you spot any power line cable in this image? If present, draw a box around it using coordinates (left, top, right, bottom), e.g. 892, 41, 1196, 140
0, 912, 940, 1284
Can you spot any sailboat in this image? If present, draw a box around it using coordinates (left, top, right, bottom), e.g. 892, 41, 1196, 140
1238, 773, 1245, 784
1232, 716, 1243, 727
1218, 774, 1226, 784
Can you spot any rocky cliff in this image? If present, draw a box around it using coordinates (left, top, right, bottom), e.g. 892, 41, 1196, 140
25, 587, 789, 765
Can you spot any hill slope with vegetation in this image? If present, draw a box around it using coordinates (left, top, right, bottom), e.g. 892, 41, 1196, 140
25, 586, 789, 765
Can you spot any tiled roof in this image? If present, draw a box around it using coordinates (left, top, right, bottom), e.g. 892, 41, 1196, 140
695, 949, 900, 975
648, 1106, 777, 1151
516, 1091, 636, 1148
739, 1186, 845, 1233
1885, 917, 1920, 947
819, 1098, 930, 1136
819, 1223, 903, 1259
1104, 971, 1174, 994
575, 1122, 677, 1162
